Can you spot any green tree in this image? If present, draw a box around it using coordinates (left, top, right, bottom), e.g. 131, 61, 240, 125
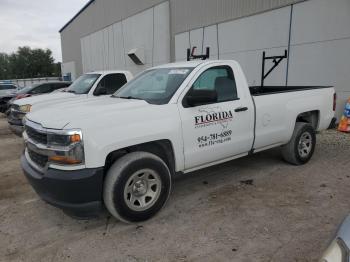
0, 46, 60, 80
0, 53, 11, 79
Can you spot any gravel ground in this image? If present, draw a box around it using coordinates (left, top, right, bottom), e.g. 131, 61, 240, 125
0, 114, 349, 262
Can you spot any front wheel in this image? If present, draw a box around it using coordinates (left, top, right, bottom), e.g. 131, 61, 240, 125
103, 152, 172, 223
282, 122, 316, 165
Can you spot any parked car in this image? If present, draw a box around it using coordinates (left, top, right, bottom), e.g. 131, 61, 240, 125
0, 83, 18, 96
0, 83, 19, 112
321, 214, 350, 261
8, 71, 132, 136
21, 60, 335, 222
4, 81, 71, 115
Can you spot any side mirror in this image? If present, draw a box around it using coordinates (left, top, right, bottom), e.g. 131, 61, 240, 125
186, 89, 217, 107
95, 86, 107, 96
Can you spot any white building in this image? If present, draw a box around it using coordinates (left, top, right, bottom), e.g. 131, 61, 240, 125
60, 0, 350, 119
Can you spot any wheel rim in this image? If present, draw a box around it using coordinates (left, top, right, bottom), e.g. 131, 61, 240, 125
298, 132, 312, 158
124, 169, 162, 211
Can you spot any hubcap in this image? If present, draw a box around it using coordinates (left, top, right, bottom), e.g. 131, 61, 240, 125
124, 169, 161, 211
298, 132, 312, 158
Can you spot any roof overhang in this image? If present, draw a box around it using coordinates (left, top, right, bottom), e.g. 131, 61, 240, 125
59, 0, 95, 33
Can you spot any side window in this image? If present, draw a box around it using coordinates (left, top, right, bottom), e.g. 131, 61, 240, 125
30, 84, 52, 94
0, 85, 16, 90
191, 66, 238, 103
95, 73, 127, 95
52, 83, 69, 90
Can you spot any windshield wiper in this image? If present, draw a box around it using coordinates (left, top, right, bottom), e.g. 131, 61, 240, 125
66, 90, 76, 93
113, 95, 144, 100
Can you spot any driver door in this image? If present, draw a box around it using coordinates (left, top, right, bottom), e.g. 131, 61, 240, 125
178, 64, 254, 170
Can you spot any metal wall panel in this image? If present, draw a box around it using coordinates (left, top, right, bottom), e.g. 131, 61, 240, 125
218, 7, 290, 55
170, 0, 305, 34
80, 2, 170, 75
291, 0, 350, 45
189, 28, 204, 54
112, 22, 126, 69
288, 0, 350, 118
174, 5, 291, 85
218, 6, 291, 85
174, 32, 189, 61
60, 0, 166, 76
153, 2, 171, 65
61, 0, 305, 76
203, 25, 219, 59
175, 25, 219, 61
122, 7, 154, 73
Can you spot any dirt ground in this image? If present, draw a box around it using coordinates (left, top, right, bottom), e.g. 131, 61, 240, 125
0, 114, 349, 262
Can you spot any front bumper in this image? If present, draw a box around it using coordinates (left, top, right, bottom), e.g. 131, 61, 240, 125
0, 97, 13, 113
8, 122, 24, 136
7, 110, 25, 136
21, 154, 104, 218
0, 103, 7, 113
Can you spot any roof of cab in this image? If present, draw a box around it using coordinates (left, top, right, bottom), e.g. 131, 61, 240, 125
151, 60, 235, 69
85, 70, 131, 75
152, 60, 206, 69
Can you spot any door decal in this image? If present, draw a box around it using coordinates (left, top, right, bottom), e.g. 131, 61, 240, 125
194, 106, 233, 148
194, 106, 233, 129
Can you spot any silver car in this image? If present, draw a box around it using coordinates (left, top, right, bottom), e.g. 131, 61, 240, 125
0, 83, 18, 97
321, 215, 350, 262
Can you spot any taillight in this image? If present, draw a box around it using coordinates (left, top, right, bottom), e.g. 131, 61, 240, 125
333, 93, 337, 111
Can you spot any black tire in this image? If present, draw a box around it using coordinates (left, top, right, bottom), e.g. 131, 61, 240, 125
103, 152, 172, 223
282, 122, 316, 165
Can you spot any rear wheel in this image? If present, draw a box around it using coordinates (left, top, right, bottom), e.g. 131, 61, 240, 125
103, 152, 172, 223
282, 122, 316, 165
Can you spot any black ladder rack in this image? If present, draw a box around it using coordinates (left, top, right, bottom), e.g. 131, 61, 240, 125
187, 47, 210, 61
261, 50, 288, 87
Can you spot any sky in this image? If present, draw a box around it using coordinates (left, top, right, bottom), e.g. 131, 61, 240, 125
0, 0, 89, 62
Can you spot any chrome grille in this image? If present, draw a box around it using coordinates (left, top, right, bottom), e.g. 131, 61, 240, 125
11, 104, 19, 111
26, 125, 47, 145
27, 148, 48, 167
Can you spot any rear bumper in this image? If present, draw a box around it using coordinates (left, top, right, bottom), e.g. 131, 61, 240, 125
21, 154, 104, 218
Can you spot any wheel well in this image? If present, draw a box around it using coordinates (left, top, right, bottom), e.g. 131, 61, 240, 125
104, 140, 176, 176
296, 110, 319, 130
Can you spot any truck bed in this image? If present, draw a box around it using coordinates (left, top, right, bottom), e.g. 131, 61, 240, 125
249, 86, 332, 96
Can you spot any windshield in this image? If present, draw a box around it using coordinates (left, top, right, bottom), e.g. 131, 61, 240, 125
17, 84, 40, 94
113, 68, 193, 104
67, 74, 101, 94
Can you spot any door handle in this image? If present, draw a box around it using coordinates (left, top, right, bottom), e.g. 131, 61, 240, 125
234, 107, 248, 112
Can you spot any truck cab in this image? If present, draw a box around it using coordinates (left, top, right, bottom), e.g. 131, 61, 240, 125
8, 70, 133, 136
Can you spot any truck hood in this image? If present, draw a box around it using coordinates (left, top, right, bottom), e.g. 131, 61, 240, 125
14, 92, 79, 107
26, 96, 150, 129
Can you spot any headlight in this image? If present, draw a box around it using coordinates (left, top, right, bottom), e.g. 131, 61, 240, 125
47, 131, 84, 165
321, 238, 349, 262
19, 104, 32, 112
47, 133, 81, 147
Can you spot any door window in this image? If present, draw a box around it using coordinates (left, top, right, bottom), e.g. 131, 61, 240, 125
30, 84, 52, 94
186, 65, 238, 105
95, 73, 127, 95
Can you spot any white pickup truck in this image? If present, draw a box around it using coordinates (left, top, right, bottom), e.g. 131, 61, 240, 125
21, 60, 335, 223
7, 70, 133, 135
